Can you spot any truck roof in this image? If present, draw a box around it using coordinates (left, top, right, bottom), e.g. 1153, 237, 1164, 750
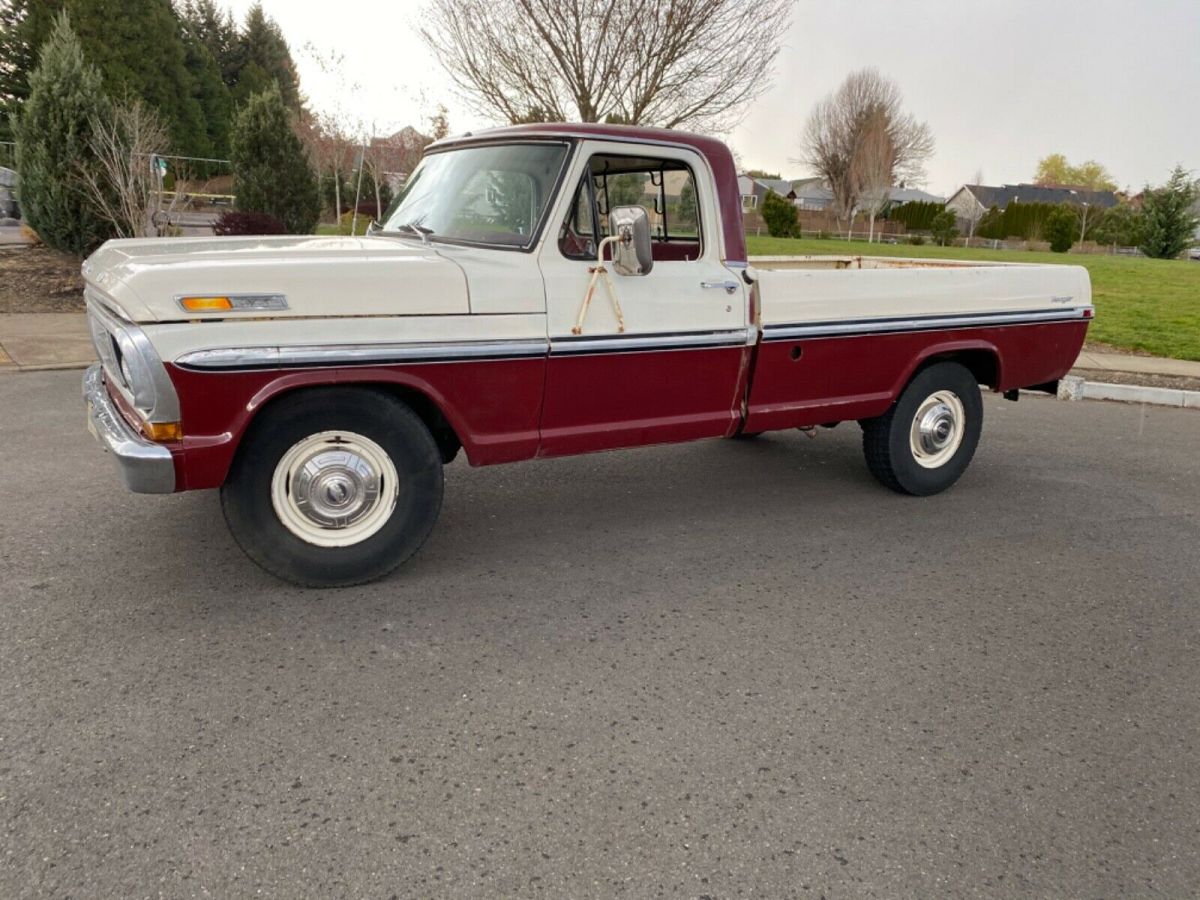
429, 123, 747, 263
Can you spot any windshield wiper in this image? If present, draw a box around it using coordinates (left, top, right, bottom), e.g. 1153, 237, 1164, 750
394, 222, 434, 245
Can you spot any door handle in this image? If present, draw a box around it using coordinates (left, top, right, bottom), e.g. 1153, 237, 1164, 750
701, 280, 740, 295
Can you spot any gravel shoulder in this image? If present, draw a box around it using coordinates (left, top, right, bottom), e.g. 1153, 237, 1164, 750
0, 245, 84, 313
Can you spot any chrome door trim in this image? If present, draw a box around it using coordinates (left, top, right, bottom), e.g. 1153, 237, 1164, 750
549, 328, 752, 356
762, 306, 1094, 341
174, 338, 550, 371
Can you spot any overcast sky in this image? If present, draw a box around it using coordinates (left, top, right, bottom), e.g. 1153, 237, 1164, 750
228, 0, 1198, 196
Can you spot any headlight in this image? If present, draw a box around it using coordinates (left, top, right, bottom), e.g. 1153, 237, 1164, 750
119, 353, 134, 388
85, 294, 181, 425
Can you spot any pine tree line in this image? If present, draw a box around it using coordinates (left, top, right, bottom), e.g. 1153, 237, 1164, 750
0, 0, 301, 158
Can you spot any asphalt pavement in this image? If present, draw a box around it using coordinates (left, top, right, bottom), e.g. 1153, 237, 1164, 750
1, 371, 1198, 898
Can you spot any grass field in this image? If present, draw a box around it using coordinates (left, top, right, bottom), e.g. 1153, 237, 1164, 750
745, 236, 1200, 361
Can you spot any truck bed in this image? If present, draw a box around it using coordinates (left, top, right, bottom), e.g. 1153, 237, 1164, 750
747, 255, 1093, 329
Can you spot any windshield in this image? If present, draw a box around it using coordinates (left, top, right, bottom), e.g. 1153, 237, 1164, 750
380, 142, 569, 249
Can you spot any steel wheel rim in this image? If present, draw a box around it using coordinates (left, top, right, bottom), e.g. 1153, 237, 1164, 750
271, 430, 399, 547
909, 390, 965, 469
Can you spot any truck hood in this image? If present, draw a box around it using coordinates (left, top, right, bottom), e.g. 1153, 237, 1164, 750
82, 234, 470, 322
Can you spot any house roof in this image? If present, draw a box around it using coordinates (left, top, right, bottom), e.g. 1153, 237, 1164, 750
962, 183, 1118, 210
890, 187, 944, 204
756, 178, 794, 197
792, 180, 833, 202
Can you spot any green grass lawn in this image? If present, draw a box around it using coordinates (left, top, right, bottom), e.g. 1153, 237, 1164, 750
745, 236, 1200, 361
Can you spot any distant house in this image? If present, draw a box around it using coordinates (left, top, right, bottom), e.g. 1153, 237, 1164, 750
946, 183, 1118, 224
738, 174, 795, 210
791, 177, 833, 210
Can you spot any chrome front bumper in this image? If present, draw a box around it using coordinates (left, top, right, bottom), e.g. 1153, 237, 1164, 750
83, 364, 177, 493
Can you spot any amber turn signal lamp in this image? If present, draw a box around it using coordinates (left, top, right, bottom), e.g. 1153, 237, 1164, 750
180, 296, 233, 312
142, 421, 183, 442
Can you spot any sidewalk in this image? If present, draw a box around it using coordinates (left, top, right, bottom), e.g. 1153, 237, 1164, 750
1072, 349, 1200, 379
2, 311, 1200, 382
0, 313, 94, 371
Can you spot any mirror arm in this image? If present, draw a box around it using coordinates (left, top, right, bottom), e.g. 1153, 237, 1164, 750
571, 235, 627, 336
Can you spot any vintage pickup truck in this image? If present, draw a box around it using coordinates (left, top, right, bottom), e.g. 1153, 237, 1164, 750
82, 123, 1092, 586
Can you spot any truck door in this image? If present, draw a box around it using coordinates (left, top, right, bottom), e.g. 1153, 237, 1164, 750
537, 142, 750, 456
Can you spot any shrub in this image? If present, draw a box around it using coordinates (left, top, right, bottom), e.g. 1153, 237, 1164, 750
14, 13, 112, 255
1044, 206, 1077, 253
890, 200, 942, 231
761, 190, 798, 238
977, 201, 1057, 241
338, 210, 371, 236
213, 210, 287, 235
1091, 203, 1142, 248
930, 210, 959, 246
230, 84, 320, 234
908, 233, 926, 246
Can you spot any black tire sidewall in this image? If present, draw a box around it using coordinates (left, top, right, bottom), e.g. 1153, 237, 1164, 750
886, 363, 983, 496
221, 389, 443, 586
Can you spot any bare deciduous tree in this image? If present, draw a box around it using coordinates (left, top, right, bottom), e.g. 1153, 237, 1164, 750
77, 98, 171, 238
802, 68, 934, 237
959, 167, 986, 241
855, 108, 894, 243
421, 0, 792, 132
301, 45, 365, 218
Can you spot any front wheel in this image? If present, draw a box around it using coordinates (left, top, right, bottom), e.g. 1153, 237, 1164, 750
221, 388, 443, 587
861, 362, 983, 496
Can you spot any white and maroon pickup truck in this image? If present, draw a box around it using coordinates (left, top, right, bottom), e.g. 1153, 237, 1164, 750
82, 123, 1092, 586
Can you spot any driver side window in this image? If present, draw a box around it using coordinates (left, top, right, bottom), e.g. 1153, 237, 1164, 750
559, 153, 703, 263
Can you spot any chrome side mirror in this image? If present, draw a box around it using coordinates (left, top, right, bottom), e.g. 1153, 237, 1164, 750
608, 205, 654, 276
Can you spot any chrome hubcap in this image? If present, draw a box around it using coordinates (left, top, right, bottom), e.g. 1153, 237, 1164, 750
909, 391, 965, 469
271, 431, 399, 547
293, 450, 380, 528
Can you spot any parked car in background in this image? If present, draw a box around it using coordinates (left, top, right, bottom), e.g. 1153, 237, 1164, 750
81, 123, 1093, 586
0, 167, 19, 221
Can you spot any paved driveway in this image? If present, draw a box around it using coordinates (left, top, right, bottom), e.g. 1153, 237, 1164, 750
1, 371, 1197, 898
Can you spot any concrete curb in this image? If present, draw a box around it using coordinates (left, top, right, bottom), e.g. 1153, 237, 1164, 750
1057, 375, 1200, 410
0, 361, 91, 373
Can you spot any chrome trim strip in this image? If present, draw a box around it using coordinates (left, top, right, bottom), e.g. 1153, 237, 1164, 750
83, 365, 176, 494
85, 293, 181, 422
762, 306, 1093, 341
550, 329, 750, 355
174, 292, 288, 312
175, 338, 550, 371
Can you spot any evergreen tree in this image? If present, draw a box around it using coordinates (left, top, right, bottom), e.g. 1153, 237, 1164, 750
15, 12, 112, 253
180, 19, 231, 158
0, 0, 64, 143
230, 83, 318, 233
1139, 166, 1199, 260
761, 189, 798, 238
1044, 205, 1076, 253
178, 0, 238, 87
2, 0, 207, 154
64, 0, 205, 153
930, 210, 959, 246
232, 4, 300, 110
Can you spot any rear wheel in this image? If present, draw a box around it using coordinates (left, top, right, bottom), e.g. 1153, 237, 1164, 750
861, 362, 982, 496
221, 388, 443, 587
